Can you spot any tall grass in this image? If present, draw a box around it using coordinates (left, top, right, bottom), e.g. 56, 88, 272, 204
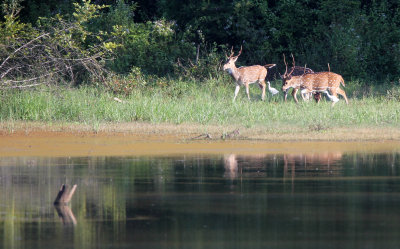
1, 78, 399, 130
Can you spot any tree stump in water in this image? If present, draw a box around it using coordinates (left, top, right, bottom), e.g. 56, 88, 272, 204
53, 184, 77, 205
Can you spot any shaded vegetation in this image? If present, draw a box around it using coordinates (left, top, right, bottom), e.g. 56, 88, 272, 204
1, 0, 399, 86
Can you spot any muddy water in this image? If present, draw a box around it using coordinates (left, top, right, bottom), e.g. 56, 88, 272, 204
1, 139, 400, 248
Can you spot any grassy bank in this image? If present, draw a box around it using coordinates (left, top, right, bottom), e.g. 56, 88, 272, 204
1, 78, 400, 139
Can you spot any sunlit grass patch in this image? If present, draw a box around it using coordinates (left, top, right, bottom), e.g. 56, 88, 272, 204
0, 79, 399, 133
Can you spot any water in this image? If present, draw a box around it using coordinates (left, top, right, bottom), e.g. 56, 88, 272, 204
1, 152, 400, 249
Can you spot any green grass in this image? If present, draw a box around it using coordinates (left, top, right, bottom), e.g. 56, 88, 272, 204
1, 78, 400, 130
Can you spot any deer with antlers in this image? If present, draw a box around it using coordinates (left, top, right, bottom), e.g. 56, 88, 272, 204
281, 64, 314, 102
281, 54, 348, 106
223, 46, 276, 101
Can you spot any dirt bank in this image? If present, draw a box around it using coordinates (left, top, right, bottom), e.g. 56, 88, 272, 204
1, 121, 400, 157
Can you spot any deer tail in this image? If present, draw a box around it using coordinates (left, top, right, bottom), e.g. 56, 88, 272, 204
340, 76, 345, 87
264, 64, 276, 69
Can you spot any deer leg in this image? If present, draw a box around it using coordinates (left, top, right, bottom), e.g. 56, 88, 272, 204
245, 83, 250, 100
314, 92, 321, 103
233, 85, 240, 101
300, 89, 310, 101
300, 92, 305, 101
292, 88, 299, 103
259, 81, 266, 101
336, 88, 349, 104
328, 89, 340, 107
308, 93, 314, 101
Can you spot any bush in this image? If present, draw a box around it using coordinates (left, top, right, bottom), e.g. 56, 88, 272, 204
103, 67, 147, 95
0, 0, 117, 88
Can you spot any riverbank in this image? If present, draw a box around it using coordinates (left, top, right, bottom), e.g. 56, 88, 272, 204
1, 121, 400, 157
1, 82, 400, 157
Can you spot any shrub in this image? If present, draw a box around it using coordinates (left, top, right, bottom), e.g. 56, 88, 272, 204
0, 0, 116, 88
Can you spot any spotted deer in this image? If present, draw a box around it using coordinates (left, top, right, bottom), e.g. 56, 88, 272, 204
223, 46, 276, 101
280, 60, 314, 102
281, 55, 348, 106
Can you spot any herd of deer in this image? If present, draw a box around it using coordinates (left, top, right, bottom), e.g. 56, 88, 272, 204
223, 46, 349, 106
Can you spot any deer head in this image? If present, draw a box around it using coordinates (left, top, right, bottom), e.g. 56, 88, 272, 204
222, 46, 242, 74
281, 54, 299, 92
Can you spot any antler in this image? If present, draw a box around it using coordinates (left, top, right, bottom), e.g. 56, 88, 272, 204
226, 46, 235, 59
288, 53, 295, 76
236, 45, 243, 57
283, 54, 288, 76
227, 46, 243, 60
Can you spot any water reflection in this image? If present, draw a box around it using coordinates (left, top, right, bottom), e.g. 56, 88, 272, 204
222, 152, 343, 179
54, 205, 77, 226
0, 151, 400, 249
223, 154, 238, 179
283, 152, 343, 177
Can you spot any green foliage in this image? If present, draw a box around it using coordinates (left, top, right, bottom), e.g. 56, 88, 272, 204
98, 0, 192, 76
0, 0, 117, 86
2, 0, 400, 85
174, 43, 226, 80
358, 1, 400, 80
18, 0, 74, 24
0, 0, 36, 45
158, 0, 400, 81
38, 0, 111, 50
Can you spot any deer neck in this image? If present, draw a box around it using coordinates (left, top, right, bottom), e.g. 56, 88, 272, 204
226, 65, 240, 82
293, 76, 304, 88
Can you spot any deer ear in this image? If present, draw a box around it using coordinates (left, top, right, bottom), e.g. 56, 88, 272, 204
232, 56, 239, 62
